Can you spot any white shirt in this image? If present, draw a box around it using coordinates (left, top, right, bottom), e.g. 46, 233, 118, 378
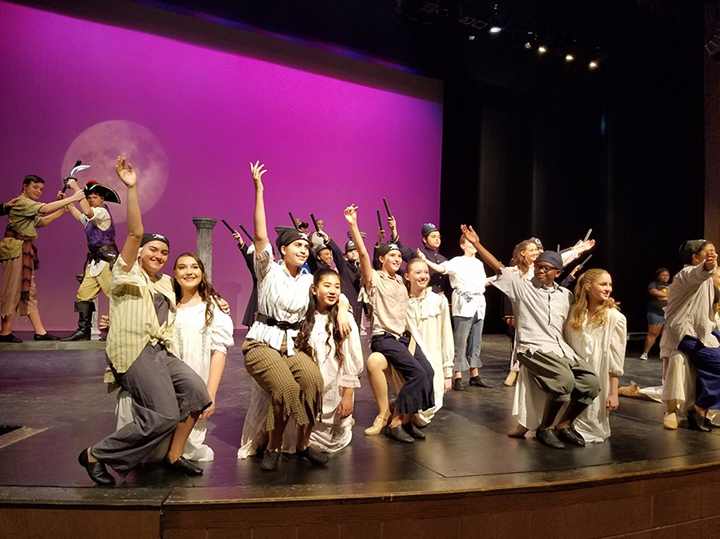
245, 242, 313, 355
442, 255, 487, 318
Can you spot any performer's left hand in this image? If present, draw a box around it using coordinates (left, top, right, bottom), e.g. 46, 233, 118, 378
116, 156, 137, 188
444, 378, 452, 393
200, 401, 216, 420
606, 393, 619, 412
338, 390, 354, 417
218, 298, 231, 315
336, 304, 351, 338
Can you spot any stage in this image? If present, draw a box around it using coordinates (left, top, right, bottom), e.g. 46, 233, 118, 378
2, 334, 720, 539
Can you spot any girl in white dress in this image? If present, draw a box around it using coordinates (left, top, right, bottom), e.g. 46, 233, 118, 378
294, 268, 364, 452
564, 269, 626, 442
173, 252, 235, 460
116, 252, 234, 461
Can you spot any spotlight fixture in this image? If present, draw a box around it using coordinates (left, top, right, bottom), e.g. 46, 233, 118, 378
589, 60, 599, 69
523, 32, 537, 50
489, 26, 502, 34
565, 53, 575, 62
537, 45, 548, 54
469, 35, 476, 41
487, 3, 506, 35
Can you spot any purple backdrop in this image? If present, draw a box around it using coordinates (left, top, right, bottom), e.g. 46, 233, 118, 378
0, 1, 443, 330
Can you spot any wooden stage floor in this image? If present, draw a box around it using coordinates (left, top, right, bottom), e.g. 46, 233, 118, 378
2, 333, 720, 538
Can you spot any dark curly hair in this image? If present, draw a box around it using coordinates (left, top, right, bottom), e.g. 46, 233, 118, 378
172, 252, 223, 328
294, 269, 345, 369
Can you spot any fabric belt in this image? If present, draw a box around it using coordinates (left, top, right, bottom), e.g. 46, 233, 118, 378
88, 243, 119, 264
256, 313, 300, 331
4, 228, 37, 300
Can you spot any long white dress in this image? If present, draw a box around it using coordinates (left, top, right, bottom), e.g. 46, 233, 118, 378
565, 308, 627, 442
116, 299, 234, 461
238, 308, 363, 457
406, 290, 454, 426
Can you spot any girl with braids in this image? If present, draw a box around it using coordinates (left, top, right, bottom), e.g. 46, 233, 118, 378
116, 252, 234, 462
294, 269, 364, 453
564, 269, 626, 442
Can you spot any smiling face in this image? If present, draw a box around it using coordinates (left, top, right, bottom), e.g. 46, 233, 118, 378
533, 262, 559, 285
22, 180, 45, 201
657, 270, 670, 284
380, 249, 403, 275
522, 242, 540, 264
281, 239, 309, 269
586, 271, 613, 304
313, 272, 341, 312
139, 240, 169, 277
405, 259, 430, 293
693, 243, 716, 266
318, 248, 334, 266
174, 255, 202, 294
423, 231, 442, 250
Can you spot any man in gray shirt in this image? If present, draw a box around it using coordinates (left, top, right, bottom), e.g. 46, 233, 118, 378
461, 225, 600, 449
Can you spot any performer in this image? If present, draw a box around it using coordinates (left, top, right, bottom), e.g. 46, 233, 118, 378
346, 204, 435, 443
294, 269, 364, 452
230, 228, 259, 328
77, 157, 212, 485
241, 161, 350, 471
420, 233, 493, 391
0, 175, 84, 343
63, 181, 121, 341
0, 197, 21, 216
639, 268, 670, 360
462, 224, 600, 449
314, 228, 362, 325
564, 269, 626, 443
661, 240, 718, 431
417, 223, 450, 295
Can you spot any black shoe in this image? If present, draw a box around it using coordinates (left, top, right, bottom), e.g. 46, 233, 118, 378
468, 376, 493, 388
556, 427, 586, 447
78, 448, 115, 486
535, 429, 565, 449
61, 329, 91, 341
0, 333, 22, 343
34, 333, 60, 341
385, 425, 414, 443
687, 407, 712, 433
296, 447, 329, 466
164, 456, 203, 475
260, 450, 280, 471
402, 422, 426, 440
452, 378, 464, 391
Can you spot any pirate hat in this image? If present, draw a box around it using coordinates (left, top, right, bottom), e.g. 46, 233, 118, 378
84, 180, 121, 204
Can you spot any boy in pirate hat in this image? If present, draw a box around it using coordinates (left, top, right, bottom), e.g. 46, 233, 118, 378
63, 180, 122, 341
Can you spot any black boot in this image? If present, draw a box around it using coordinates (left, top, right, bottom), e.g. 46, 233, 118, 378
62, 301, 95, 341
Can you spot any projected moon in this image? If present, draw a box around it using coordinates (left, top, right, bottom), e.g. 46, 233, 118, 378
61, 120, 169, 222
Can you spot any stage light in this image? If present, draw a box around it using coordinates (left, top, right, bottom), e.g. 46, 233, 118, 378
469, 35, 476, 41
565, 53, 575, 62
523, 32, 537, 50
489, 26, 502, 34
538, 45, 548, 54
589, 60, 599, 69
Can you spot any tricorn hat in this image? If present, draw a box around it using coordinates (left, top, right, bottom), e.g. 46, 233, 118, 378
84, 180, 121, 204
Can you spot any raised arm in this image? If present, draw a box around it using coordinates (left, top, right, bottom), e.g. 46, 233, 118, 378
250, 161, 269, 255
345, 205, 373, 290
460, 225, 504, 274
416, 249, 446, 273
116, 157, 143, 272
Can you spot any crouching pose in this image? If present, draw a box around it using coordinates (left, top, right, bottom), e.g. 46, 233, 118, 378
462, 225, 600, 449
240, 162, 351, 471
77, 157, 212, 485
346, 204, 435, 443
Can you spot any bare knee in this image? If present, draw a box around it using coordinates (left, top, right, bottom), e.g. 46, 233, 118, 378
367, 352, 388, 372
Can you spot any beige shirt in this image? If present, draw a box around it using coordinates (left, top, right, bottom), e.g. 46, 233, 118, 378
104, 255, 176, 384
660, 262, 718, 357
0, 197, 44, 261
361, 270, 410, 338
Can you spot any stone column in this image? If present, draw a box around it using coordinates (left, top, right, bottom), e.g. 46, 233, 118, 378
192, 217, 217, 281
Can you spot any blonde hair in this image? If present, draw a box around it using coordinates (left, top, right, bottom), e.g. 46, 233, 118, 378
569, 268, 620, 332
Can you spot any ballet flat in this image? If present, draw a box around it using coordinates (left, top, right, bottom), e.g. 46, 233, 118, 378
364, 414, 389, 436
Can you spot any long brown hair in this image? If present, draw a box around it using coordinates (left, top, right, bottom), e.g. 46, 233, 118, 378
511, 239, 537, 275
172, 252, 223, 328
569, 268, 620, 332
294, 269, 346, 368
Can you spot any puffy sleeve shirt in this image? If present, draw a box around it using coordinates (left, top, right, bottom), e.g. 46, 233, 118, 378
245, 242, 313, 355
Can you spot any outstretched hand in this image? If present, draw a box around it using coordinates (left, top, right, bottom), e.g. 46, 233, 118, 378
250, 161, 267, 187
416, 248, 427, 261
705, 248, 718, 271
115, 157, 137, 187
460, 224, 479, 244
574, 239, 596, 254
344, 204, 358, 225
231, 230, 245, 248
